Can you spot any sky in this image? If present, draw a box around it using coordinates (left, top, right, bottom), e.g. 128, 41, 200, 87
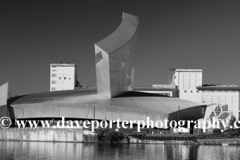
1, 0, 240, 95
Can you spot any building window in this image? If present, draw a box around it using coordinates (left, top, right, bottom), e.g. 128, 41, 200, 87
52, 87, 56, 91
52, 74, 56, 77
95, 51, 103, 64
52, 80, 56, 84
184, 90, 187, 93
59, 77, 61, 79
190, 90, 193, 93
64, 77, 66, 80
52, 70, 56, 72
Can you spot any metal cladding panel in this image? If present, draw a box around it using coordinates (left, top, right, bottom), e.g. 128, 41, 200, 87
108, 33, 137, 97
10, 90, 98, 104
103, 98, 137, 109
13, 103, 96, 119
109, 70, 126, 85
95, 13, 139, 54
0, 105, 10, 118
109, 48, 131, 63
95, 47, 111, 98
8, 90, 207, 128
138, 99, 172, 113
0, 83, 8, 106
150, 97, 201, 111
95, 12, 139, 98
110, 84, 127, 98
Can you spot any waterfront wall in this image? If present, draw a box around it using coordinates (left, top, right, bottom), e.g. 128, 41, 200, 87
2, 128, 240, 145
128, 136, 240, 145
198, 139, 240, 145
0, 128, 195, 144
128, 136, 197, 144
0, 128, 96, 143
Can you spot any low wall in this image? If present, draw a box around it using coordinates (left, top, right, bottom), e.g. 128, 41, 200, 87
2, 128, 240, 145
0, 128, 97, 143
198, 139, 240, 145
128, 136, 198, 144
128, 136, 240, 145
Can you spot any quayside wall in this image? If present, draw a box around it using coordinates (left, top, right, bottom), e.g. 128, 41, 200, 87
2, 128, 240, 145
0, 128, 96, 143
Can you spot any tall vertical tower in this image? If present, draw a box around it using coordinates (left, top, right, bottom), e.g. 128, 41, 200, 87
94, 12, 139, 98
171, 69, 202, 103
50, 63, 76, 91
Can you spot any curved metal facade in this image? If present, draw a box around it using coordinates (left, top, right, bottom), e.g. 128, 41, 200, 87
95, 13, 139, 98
8, 90, 206, 128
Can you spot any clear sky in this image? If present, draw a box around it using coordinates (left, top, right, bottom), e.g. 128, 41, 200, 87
1, 0, 240, 95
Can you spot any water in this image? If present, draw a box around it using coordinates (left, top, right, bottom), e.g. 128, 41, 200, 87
0, 141, 240, 160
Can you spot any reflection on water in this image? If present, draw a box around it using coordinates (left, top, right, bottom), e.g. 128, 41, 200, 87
0, 141, 240, 160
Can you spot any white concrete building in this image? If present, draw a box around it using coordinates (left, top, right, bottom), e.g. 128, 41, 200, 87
163, 68, 240, 123
169, 69, 203, 103
137, 68, 240, 123
198, 85, 239, 121
50, 63, 76, 91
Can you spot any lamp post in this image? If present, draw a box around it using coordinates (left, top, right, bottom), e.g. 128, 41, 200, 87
178, 106, 180, 133
178, 106, 180, 122
93, 105, 96, 131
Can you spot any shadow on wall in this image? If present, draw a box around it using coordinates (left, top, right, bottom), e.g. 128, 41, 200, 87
114, 91, 170, 98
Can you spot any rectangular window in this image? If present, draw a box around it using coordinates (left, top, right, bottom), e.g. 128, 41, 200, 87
183, 85, 189, 89
190, 85, 195, 89
219, 96, 225, 101
190, 74, 195, 77
183, 80, 189, 85
52, 74, 56, 77
226, 97, 232, 101
183, 73, 189, 78
95, 51, 103, 64
212, 96, 218, 101
233, 97, 238, 101
196, 74, 202, 78
52, 80, 56, 84
52, 87, 56, 91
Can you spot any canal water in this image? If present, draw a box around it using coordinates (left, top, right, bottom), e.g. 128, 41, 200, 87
0, 141, 240, 160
